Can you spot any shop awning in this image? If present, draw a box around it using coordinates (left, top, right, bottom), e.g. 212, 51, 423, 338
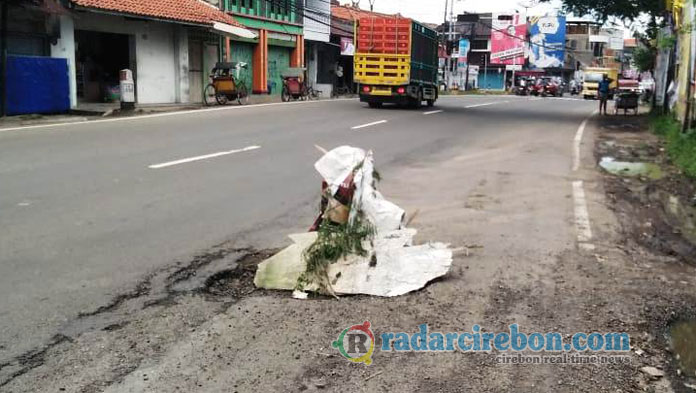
213, 22, 256, 39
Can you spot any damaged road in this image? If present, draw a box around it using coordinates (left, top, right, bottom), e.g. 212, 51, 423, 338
0, 245, 277, 390
4, 98, 696, 392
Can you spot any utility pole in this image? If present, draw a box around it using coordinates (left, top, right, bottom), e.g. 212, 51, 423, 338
368, 0, 375, 11
442, 0, 449, 90
449, 0, 454, 88
484, 50, 488, 90
511, 12, 521, 91
464, 16, 476, 91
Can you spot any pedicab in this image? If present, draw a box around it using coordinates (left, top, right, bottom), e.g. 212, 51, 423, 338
614, 92, 639, 115
614, 79, 640, 115
204, 62, 249, 106
281, 67, 309, 102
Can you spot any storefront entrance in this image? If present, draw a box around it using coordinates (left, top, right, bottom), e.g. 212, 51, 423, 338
75, 30, 133, 103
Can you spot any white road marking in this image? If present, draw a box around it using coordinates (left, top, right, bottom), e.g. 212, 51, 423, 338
572, 180, 594, 250
551, 97, 584, 101
351, 120, 388, 130
423, 110, 443, 115
0, 99, 356, 134
572, 111, 598, 171
438, 95, 523, 99
464, 101, 508, 109
530, 97, 544, 101
149, 145, 261, 169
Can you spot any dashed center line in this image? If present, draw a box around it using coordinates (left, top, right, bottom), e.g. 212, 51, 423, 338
351, 120, 388, 130
423, 110, 444, 115
464, 101, 508, 109
149, 145, 261, 169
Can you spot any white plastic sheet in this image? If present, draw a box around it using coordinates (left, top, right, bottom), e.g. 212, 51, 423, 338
254, 146, 453, 297
254, 229, 452, 297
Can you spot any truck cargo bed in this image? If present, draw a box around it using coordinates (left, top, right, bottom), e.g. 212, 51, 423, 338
354, 15, 439, 107
354, 16, 438, 86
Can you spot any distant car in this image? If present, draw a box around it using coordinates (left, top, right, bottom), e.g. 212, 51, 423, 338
530, 78, 563, 97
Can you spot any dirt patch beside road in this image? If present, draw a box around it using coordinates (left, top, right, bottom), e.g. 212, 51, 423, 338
593, 114, 696, 392
595, 115, 696, 261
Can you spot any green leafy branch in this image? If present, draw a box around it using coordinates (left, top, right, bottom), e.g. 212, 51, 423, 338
295, 213, 376, 295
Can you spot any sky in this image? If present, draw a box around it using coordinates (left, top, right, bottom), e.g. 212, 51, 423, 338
337, 0, 567, 25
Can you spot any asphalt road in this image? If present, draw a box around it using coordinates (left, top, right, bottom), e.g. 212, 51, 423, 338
0, 95, 596, 364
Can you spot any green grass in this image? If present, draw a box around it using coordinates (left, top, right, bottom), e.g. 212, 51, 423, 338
651, 115, 696, 178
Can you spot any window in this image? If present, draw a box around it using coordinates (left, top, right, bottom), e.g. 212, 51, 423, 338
228, 0, 254, 12
471, 40, 488, 50
269, 0, 289, 15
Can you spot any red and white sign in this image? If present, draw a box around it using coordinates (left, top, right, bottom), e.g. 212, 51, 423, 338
490, 13, 526, 65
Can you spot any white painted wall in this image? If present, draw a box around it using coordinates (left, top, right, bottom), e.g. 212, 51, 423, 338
50, 15, 77, 108
73, 13, 186, 104
203, 43, 218, 81
306, 41, 318, 86
174, 26, 190, 103
303, 0, 330, 42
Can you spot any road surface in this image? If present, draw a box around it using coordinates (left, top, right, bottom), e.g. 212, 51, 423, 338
0, 95, 596, 369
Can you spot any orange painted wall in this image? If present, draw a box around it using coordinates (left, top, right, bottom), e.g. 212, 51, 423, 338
290, 35, 304, 67
253, 29, 268, 94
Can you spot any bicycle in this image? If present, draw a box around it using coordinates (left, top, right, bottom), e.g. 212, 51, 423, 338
305, 86, 322, 100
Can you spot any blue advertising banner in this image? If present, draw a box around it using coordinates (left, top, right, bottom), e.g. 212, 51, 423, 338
457, 39, 470, 68
528, 15, 566, 69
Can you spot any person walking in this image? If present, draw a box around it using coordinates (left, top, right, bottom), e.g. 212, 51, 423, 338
598, 75, 613, 115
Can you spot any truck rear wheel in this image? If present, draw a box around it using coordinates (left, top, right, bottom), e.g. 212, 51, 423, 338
368, 102, 383, 109
412, 89, 423, 109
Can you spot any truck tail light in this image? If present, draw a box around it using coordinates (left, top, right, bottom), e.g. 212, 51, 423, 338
396, 87, 406, 94
362, 85, 371, 93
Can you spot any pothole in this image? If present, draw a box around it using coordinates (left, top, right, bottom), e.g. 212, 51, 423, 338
659, 191, 696, 245
671, 320, 696, 378
203, 249, 278, 298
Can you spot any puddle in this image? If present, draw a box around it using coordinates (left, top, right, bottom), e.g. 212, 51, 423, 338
599, 157, 664, 180
604, 123, 640, 131
671, 320, 696, 377
659, 191, 696, 244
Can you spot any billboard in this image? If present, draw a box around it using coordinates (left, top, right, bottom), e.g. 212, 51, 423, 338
528, 15, 567, 69
458, 39, 470, 68
490, 13, 526, 65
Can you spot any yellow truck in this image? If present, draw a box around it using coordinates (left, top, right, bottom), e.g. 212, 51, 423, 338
582, 67, 619, 100
354, 15, 439, 108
